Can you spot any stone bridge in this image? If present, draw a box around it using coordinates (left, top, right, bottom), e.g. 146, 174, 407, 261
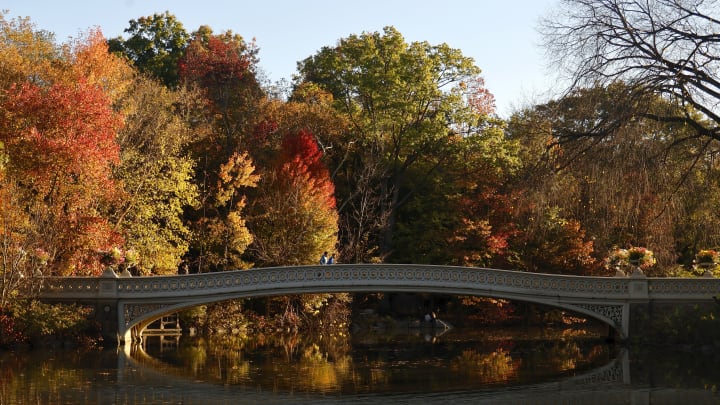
38, 264, 720, 346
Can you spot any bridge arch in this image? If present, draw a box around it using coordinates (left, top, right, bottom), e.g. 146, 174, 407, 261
122, 286, 626, 344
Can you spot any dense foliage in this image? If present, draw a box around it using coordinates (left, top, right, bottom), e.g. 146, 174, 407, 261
1, 3, 720, 344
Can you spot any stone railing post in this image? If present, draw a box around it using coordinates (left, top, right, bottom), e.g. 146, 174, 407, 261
628, 268, 648, 300
97, 268, 120, 345
99, 267, 119, 298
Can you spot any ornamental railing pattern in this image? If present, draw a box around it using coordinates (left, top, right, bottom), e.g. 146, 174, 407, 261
39, 264, 720, 302
572, 304, 625, 327
647, 278, 720, 297
40, 264, 637, 299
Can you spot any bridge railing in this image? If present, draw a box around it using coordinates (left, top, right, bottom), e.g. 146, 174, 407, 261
647, 277, 720, 299
39, 264, 631, 298
37, 264, 720, 302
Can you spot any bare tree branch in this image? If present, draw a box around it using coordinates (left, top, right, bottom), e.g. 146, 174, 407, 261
542, 0, 720, 139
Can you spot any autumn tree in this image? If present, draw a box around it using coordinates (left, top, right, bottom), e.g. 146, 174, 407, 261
248, 129, 338, 266
253, 83, 349, 165
50, 27, 203, 276
56, 28, 134, 102
189, 151, 258, 272
443, 125, 521, 268
112, 76, 201, 275
0, 80, 123, 276
179, 27, 263, 151
246, 128, 346, 331
0, 13, 59, 304
506, 84, 720, 274
0, 11, 58, 91
174, 28, 264, 273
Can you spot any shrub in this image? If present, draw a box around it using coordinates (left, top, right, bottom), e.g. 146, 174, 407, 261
10, 300, 95, 346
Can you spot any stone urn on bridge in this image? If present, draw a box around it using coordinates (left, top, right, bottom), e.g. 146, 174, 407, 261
606, 246, 655, 277
695, 249, 718, 278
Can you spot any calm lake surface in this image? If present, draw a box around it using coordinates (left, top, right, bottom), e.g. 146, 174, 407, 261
1, 326, 719, 404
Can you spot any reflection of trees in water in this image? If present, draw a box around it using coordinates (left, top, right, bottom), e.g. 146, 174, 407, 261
545, 341, 582, 372
167, 331, 354, 388
174, 336, 208, 375
520, 340, 609, 376
145, 329, 618, 392
448, 338, 613, 385
298, 344, 353, 391
0, 349, 117, 404
451, 348, 520, 383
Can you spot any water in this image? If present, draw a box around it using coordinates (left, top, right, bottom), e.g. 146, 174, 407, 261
1, 326, 719, 404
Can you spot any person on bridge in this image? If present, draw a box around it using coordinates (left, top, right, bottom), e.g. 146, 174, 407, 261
328, 254, 336, 264
320, 252, 328, 265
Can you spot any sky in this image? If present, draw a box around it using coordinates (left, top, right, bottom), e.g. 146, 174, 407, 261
3, 0, 560, 117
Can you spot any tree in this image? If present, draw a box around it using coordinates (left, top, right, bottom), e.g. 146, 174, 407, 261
112, 76, 200, 275
108, 11, 190, 88
253, 86, 350, 165
0, 17, 133, 280
179, 28, 263, 152
0, 11, 58, 91
248, 129, 338, 266
188, 151, 258, 272
446, 145, 521, 268
296, 26, 494, 262
60, 28, 135, 102
0, 13, 62, 301
0, 80, 123, 276
246, 129, 345, 332
506, 84, 720, 274
178, 29, 264, 273
542, 0, 720, 141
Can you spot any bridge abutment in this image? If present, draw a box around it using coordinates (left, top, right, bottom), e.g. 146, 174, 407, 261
94, 299, 120, 345
628, 300, 720, 344
95, 269, 122, 346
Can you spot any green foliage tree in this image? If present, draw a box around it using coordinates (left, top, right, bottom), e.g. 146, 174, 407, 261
108, 11, 190, 88
296, 26, 509, 263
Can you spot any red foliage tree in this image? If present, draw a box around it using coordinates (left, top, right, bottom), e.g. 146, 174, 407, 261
0, 80, 123, 275
178, 33, 261, 133
278, 129, 336, 209
248, 129, 338, 266
179, 35, 251, 90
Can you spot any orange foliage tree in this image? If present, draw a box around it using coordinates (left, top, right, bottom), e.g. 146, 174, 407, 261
190, 151, 258, 272
0, 80, 123, 275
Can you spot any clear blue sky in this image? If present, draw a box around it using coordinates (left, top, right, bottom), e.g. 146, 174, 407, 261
3, 0, 559, 117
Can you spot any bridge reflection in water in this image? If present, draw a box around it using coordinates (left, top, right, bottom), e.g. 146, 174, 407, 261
39, 264, 720, 347
112, 344, 718, 405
